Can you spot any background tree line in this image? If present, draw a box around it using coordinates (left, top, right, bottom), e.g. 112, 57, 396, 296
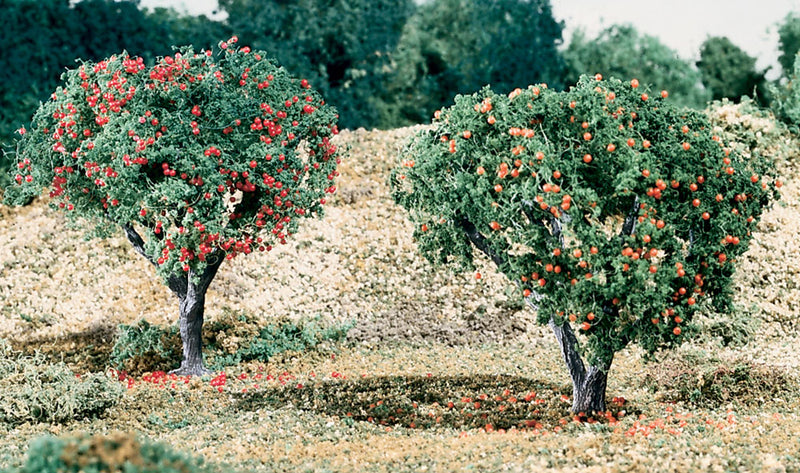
3, 0, 800, 182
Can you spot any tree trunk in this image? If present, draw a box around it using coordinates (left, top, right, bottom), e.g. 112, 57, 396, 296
571, 365, 610, 414
549, 316, 612, 414
457, 216, 616, 415
122, 224, 225, 376
171, 281, 212, 376
167, 258, 225, 376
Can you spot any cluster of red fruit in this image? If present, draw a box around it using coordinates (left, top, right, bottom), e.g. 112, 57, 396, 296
10, 37, 342, 277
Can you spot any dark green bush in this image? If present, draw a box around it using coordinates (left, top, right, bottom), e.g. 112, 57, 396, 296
378, 0, 565, 127
109, 321, 182, 375
219, 0, 415, 130
777, 12, 800, 79
10, 432, 225, 473
697, 36, 768, 104
0, 341, 123, 426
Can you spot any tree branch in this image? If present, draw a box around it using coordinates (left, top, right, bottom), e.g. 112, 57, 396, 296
123, 223, 188, 297
520, 200, 539, 225
522, 296, 587, 396
550, 215, 565, 247
620, 196, 639, 239
457, 217, 507, 268
196, 250, 225, 293
123, 224, 156, 266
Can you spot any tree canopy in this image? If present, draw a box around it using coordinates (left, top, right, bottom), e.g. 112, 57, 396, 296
219, 0, 415, 130
778, 12, 800, 79
392, 76, 779, 412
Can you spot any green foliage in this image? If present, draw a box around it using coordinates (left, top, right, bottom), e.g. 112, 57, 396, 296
10, 432, 225, 473
563, 24, 710, 109
697, 36, 768, 103
0, 0, 78, 186
71, 0, 172, 60
109, 320, 181, 374
1, 0, 567, 139
696, 304, 760, 347
142, 7, 230, 56
219, 0, 415, 130
0, 341, 123, 426
209, 316, 354, 368
392, 76, 778, 366
5, 39, 342, 280
777, 12, 800, 79
378, 0, 566, 127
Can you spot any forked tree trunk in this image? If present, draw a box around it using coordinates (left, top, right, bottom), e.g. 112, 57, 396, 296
458, 217, 614, 414
546, 308, 612, 414
123, 224, 224, 376
167, 261, 224, 376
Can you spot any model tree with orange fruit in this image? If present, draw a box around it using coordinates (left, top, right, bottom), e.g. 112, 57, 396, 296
392, 75, 779, 413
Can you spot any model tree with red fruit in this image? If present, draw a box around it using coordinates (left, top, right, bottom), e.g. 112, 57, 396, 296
392, 75, 779, 413
5, 37, 341, 376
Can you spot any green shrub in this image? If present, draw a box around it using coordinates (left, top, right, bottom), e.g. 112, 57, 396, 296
392, 75, 779, 412
10, 432, 225, 473
694, 304, 760, 347
0, 341, 123, 426
110, 315, 353, 373
109, 320, 181, 375
208, 316, 354, 368
769, 53, 800, 131
243, 317, 350, 357
642, 349, 797, 407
